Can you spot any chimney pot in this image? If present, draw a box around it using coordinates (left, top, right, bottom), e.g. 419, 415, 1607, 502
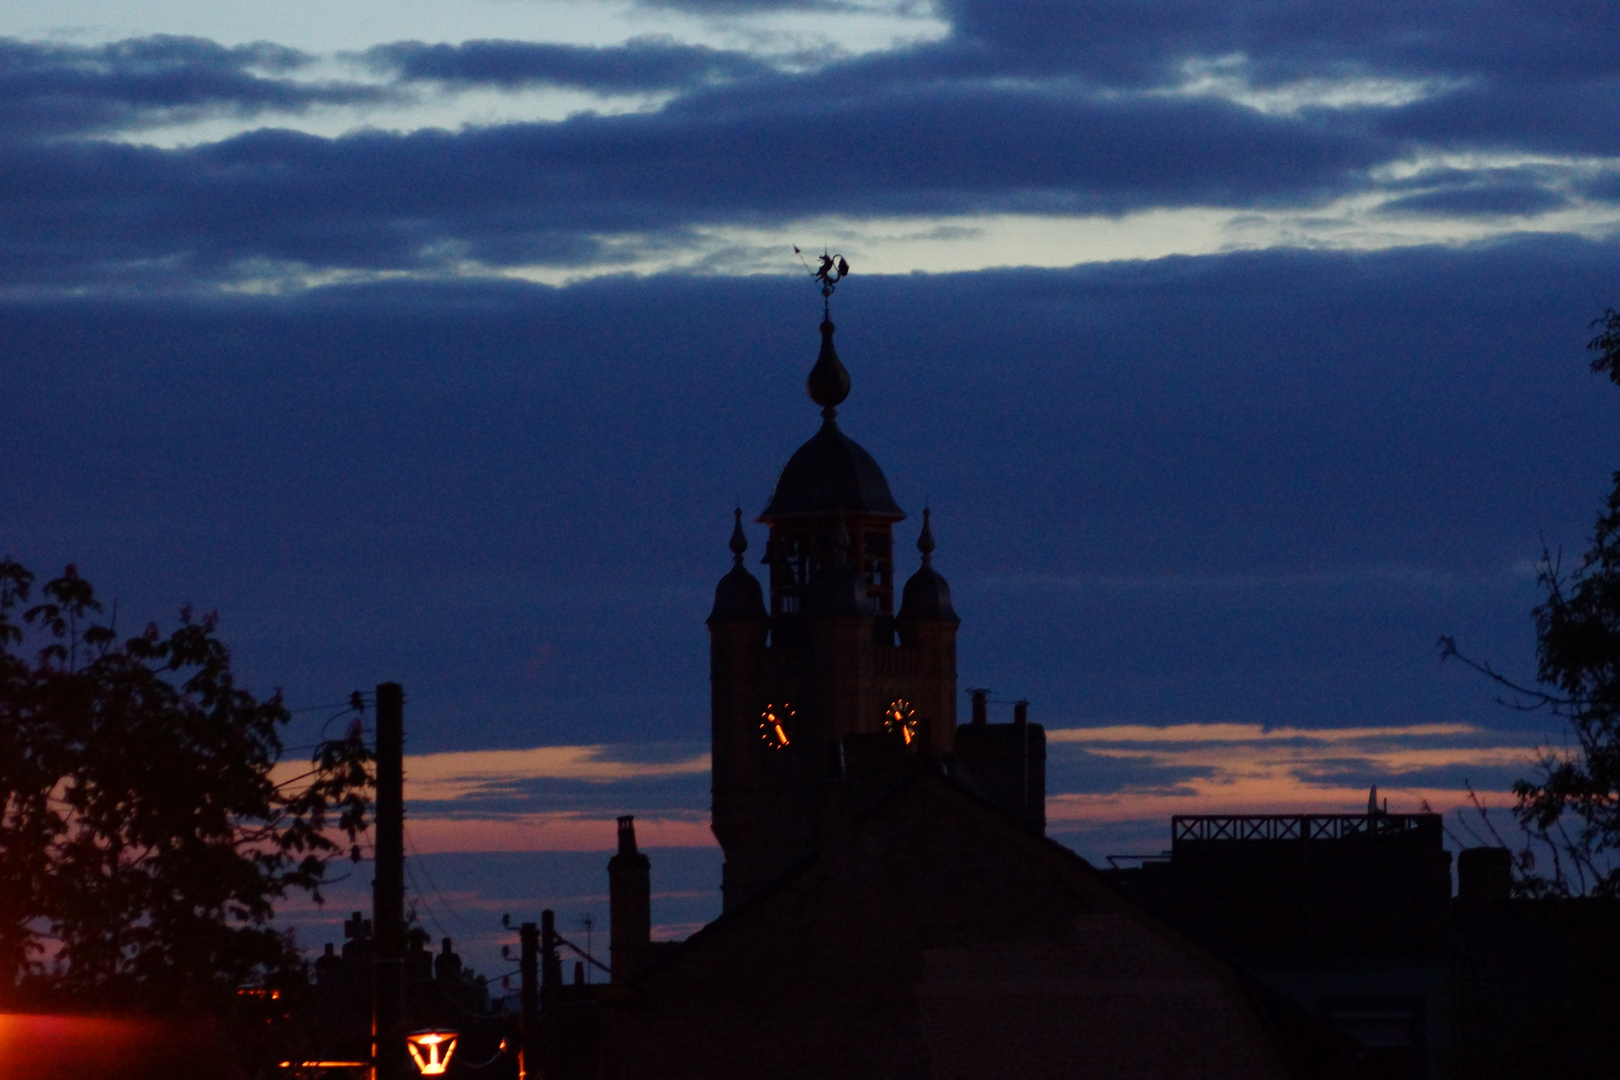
1457, 846, 1513, 901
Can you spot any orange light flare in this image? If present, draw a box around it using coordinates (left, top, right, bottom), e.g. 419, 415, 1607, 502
278, 1062, 369, 1071
0, 1013, 219, 1079
407, 1029, 459, 1076
760, 704, 794, 749
884, 700, 917, 746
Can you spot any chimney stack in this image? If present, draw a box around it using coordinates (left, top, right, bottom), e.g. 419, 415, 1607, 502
1457, 846, 1513, 901
608, 816, 652, 982
969, 688, 989, 726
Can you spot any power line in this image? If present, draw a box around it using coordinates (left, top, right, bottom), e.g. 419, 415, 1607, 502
405, 858, 451, 941
405, 822, 477, 932
285, 699, 362, 715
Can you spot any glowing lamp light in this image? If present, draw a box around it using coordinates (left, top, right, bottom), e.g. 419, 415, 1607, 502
760, 704, 794, 749
884, 700, 918, 746
407, 1029, 459, 1075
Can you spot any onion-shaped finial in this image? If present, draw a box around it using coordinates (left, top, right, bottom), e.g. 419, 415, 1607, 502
807, 319, 850, 415
917, 507, 935, 565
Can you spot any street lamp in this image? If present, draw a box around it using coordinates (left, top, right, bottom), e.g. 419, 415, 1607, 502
405, 1030, 459, 1076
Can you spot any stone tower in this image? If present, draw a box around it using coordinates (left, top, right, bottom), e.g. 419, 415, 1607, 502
707, 316, 962, 909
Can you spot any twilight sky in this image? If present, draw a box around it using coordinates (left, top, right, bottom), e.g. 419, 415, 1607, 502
4, 0, 1619, 976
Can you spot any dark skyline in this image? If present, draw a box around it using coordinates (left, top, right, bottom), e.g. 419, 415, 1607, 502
3, 0, 1618, 973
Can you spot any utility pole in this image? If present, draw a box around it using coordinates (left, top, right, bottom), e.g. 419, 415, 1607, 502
372, 682, 406, 1080
519, 921, 539, 1080
540, 909, 562, 1080
541, 909, 561, 1010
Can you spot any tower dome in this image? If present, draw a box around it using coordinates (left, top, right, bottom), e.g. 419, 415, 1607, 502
898, 508, 959, 623
759, 320, 904, 523
759, 421, 905, 522
708, 509, 766, 621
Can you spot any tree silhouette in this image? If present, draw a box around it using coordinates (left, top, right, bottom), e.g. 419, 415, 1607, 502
1442, 308, 1620, 896
0, 558, 373, 1016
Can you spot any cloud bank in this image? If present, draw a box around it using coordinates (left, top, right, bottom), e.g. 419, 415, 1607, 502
0, 0, 1617, 291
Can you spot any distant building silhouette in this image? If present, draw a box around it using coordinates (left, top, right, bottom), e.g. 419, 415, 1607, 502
285, 306, 1613, 1080
586, 314, 1291, 1079
283, 309, 1618, 1080
1107, 810, 1453, 1077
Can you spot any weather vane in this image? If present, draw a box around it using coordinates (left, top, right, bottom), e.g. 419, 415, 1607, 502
793, 245, 850, 316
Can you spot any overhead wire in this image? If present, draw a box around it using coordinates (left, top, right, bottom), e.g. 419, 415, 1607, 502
405, 823, 477, 931
553, 932, 611, 974
404, 858, 451, 941
285, 699, 365, 715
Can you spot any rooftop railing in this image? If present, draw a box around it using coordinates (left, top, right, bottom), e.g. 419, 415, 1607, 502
1171, 813, 1437, 845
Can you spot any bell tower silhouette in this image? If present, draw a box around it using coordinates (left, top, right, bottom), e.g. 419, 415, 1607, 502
707, 314, 961, 909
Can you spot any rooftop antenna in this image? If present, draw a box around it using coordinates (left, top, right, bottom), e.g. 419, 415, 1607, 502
793, 244, 850, 319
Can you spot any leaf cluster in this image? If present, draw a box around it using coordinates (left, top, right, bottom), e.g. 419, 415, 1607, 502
1509, 309, 1620, 895
0, 558, 374, 1014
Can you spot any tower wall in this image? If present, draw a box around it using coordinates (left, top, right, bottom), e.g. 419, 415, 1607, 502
709, 608, 962, 908
708, 615, 768, 859
705, 314, 973, 910
885, 621, 958, 754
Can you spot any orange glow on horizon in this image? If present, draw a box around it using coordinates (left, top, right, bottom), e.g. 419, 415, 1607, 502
281, 723, 1540, 855
1041, 720, 1537, 828
270, 743, 710, 804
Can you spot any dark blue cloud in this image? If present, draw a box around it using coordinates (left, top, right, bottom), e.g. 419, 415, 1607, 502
0, 35, 383, 138
1376, 77, 1620, 156
0, 89, 1387, 288
1, 236, 1614, 753
936, 0, 1618, 88
1581, 174, 1620, 201
363, 39, 772, 92
920, 0, 1620, 162
422, 772, 710, 816
1047, 746, 1217, 795
1384, 183, 1572, 217
1292, 760, 1528, 792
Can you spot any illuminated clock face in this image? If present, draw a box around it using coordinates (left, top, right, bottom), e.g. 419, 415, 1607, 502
884, 700, 918, 746
760, 704, 794, 749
